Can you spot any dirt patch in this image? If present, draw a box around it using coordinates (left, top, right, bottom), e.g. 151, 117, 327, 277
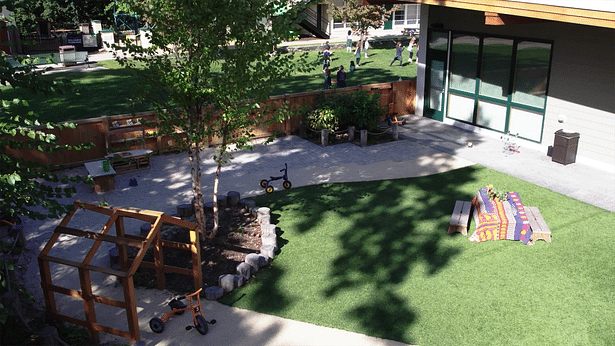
131, 208, 262, 292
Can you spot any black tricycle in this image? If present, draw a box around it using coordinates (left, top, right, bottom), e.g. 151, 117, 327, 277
260, 163, 292, 194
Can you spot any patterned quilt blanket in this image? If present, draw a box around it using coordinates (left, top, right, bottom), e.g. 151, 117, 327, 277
469, 187, 532, 244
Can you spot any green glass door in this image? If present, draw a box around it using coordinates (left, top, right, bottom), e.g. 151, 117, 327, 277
424, 31, 448, 121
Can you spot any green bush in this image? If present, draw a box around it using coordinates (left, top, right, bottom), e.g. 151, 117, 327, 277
310, 90, 385, 132
306, 106, 338, 131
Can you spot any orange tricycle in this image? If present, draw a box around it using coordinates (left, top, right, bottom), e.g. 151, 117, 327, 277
149, 288, 216, 335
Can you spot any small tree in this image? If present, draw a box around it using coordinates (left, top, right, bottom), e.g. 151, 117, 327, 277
115, 0, 308, 240
327, 0, 399, 50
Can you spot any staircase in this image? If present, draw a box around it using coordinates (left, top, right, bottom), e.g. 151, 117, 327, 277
298, 6, 329, 39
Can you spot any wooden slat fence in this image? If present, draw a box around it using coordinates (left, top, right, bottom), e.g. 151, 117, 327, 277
5, 79, 415, 168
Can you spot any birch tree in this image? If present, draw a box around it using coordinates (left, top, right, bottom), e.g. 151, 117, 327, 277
115, 0, 307, 240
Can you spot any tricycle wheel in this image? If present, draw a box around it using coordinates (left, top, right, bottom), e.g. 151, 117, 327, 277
265, 186, 274, 194
283, 181, 292, 189
149, 317, 165, 333
260, 179, 268, 188
195, 315, 208, 335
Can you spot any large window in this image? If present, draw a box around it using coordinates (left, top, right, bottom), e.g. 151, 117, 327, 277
512, 41, 551, 109
394, 4, 420, 27
443, 32, 552, 142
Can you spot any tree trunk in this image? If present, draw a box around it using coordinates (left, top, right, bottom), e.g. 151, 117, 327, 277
211, 160, 222, 239
210, 133, 228, 239
188, 143, 207, 241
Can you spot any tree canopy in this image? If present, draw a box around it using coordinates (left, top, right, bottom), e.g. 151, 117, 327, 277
327, 0, 399, 44
1, 0, 112, 33
0, 56, 92, 220
115, 0, 308, 239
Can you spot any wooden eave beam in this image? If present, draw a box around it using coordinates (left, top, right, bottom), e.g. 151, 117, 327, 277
485, 11, 548, 25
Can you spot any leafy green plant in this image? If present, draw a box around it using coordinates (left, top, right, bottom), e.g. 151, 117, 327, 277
306, 106, 338, 131
310, 90, 385, 132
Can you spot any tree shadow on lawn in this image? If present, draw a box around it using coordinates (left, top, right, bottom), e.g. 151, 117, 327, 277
234, 165, 480, 344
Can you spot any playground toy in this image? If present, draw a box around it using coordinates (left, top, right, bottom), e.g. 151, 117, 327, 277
502, 132, 520, 154
149, 288, 216, 335
260, 163, 292, 194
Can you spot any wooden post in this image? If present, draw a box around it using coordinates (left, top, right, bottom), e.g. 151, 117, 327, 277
79, 268, 99, 344
392, 123, 399, 140
360, 130, 368, 147
122, 277, 140, 344
153, 231, 165, 289
190, 226, 202, 290
321, 129, 328, 147
348, 126, 355, 142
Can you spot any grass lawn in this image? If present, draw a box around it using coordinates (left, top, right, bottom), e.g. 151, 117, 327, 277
1, 47, 416, 123
220, 165, 615, 346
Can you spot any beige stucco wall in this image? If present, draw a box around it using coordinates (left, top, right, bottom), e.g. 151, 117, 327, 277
417, 5, 615, 171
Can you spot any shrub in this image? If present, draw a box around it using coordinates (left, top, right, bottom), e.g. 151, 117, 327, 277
306, 106, 338, 131
311, 90, 385, 132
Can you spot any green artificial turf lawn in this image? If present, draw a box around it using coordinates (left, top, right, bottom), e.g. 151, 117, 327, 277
1, 47, 416, 123
220, 165, 615, 346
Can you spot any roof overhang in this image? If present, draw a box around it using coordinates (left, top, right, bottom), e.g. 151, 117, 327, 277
362, 0, 615, 29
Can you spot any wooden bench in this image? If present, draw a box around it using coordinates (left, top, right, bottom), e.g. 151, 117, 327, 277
84, 160, 116, 193
526, 206, 551, 242
448, 200, 473, 235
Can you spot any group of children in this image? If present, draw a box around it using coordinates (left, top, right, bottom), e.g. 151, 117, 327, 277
322, 33, 418, 89
323, 31, 371, 89
390, 36, 418, 67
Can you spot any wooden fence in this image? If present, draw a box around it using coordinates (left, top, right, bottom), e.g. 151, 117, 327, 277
6, 79, 415, 168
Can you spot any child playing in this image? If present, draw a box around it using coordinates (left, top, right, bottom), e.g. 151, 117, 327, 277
323, 68, 332, 89
389, 42, 403, 67
346, 30, 352, 52
407, 37, 416, 63
336, 65, 347, 88
349, 61, 356, 72
322, 46, 333, 72
354, 43, 361, 67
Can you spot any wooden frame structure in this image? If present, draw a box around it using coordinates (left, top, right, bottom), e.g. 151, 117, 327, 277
38, 200, 202, 344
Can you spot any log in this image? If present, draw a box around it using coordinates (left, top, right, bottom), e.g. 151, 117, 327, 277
236, 262, 252, 280
39, 326, 60, 346
261, 233, 277, 251
260, 245, 276, 260
256, 254, 269, 268
233, 275, 245, 288
216, 195, 227, 209
245, 253, 261, 272
140, 223, 151, 237
360, 130, 368, 147
261, 224, 276, 235
259, 214, 270, 225
108, 247, 119, 270
227, 191, 241, 207
257, 207, 270, 225
176, 204, 194, 217
204, 286, 224, 300
250, 206, 260, 217
321, 129, 328, 147
239, 199, 256, 211
219, 274, 235, 293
